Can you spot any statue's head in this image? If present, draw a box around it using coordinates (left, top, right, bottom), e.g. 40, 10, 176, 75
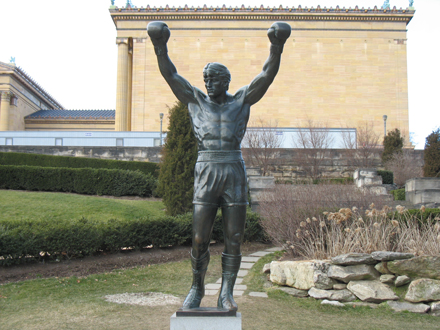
203, 63, 231, 98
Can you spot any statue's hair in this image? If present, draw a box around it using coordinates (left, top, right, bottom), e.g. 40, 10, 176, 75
203, 63, 231, 83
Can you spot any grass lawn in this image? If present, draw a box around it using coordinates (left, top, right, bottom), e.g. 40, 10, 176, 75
0, 190, 166, 221
1, 253, 439, 330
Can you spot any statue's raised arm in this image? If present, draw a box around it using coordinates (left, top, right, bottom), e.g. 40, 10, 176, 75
147, 22, 196, 106
244, 22, 291, 106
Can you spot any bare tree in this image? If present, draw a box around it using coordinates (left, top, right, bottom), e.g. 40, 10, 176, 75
293, 119, 334, 181
385, 150, 423, 187
242, 118, 283, 176
341, 121, 382, 169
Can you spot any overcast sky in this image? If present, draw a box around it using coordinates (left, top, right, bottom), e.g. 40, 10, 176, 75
1, 0, 438, 149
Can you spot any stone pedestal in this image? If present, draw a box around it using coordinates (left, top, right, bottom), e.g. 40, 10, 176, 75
170, 312, 242, 330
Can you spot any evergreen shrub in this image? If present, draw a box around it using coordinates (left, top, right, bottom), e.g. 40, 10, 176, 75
0, 209, 264, 265
390, 188, 405, 201
423, 128, 440, 177
0, 152, 159, 177
156, 102, 198, 216
0, 165, 156, 197
377, 170, 394, 184
382, 128, 404, 163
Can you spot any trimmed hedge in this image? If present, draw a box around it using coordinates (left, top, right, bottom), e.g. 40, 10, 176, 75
390, 188, 405, 201
0, 152, 159, 177
0, 210, 266, 265
377, 170, 393, 184
0, 165, 156, 197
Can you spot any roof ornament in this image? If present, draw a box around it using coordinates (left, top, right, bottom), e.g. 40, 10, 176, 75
126, 0, 133, 8
382, 0, 390, 9
409, 0, 414, 7
10, 57, 15, 64
110, 0, 115, 5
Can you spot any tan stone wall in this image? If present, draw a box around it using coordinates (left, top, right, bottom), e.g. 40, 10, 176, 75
112, 9, 413, 144
24, 120, 115, 131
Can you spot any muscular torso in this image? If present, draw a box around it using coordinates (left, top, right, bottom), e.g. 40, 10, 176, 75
188, 87, 250, 151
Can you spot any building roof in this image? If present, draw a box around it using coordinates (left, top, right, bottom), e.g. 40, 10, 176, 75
0, 61, 64, 110
110, 4, 415, 25
25, 109, 115, 120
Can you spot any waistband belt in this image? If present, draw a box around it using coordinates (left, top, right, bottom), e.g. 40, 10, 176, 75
197, 150, 243, 162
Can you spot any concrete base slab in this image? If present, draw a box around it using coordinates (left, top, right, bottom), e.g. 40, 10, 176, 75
237, 270, 248, 277
249, 292, 268, 298
242, 257, 260, 262
265, 247, 283, 252
170, 312, 242, 330
249, 251, 271, 257
240, 262, 254, 269
205, 290, 219, 296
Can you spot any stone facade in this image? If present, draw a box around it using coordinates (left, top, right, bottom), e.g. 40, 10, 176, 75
0, 62, 63, 131
406, 178, 440, 208
110, 5, 414, 143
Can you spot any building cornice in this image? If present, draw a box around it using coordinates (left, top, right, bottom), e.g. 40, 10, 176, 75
110, 5, 415, 26
0, 62, 64, 109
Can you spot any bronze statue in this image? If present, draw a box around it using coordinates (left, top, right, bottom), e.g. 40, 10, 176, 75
147, 21, 291, 311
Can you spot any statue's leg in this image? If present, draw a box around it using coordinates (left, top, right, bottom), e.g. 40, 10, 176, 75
217, 205, 247, 311
182, 204, 217, 309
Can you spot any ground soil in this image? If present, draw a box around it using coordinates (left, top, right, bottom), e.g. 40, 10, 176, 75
0, 242, 271, 284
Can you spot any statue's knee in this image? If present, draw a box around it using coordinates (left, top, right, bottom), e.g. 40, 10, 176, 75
230, 232, 242, 245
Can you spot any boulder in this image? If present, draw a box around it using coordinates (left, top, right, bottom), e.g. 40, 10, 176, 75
321, 299, 345, 307
347, 280, 399, 303
371, 251, 414, 262
308, 287, 356, 302
387, 301, 430, 314
405, 278, 440, 303
333, 283, 347, 290
344, 302, 380, 309
395, 275, 411, 287
430, 301, 440, 317
387, 256, 440, 280
270, 261, 286, 286
380, 274, 396, 284
328, 264, 380, 283
262, 263, 271, 274
331, 253, 376, 265
271, 260, 335, 290
277, 286, 309, 297
375, 262, 392, 274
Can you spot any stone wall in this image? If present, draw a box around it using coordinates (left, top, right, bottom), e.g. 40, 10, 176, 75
0, 146, 424, 179
0, 146, 163, 163
268, 252, 440, 316
406, 178, 440, 208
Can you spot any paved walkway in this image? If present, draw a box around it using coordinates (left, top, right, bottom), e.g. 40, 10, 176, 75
205, 247, 282, 299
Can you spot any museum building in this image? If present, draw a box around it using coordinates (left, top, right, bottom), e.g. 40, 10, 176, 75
0, 4, 414, 146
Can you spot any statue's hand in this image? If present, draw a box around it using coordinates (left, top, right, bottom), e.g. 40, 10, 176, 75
267, 22, 291, 45
147, 21, 171, 46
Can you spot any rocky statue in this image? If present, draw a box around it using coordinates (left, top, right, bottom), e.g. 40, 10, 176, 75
147, 21, 291, 311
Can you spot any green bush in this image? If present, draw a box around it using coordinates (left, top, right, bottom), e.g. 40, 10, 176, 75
377, 170, 394, 184
0, 165, 157, 197
382, 128, 404, 164
0, 209, 265, 265
156, 101, 198, 216
0, 152, 159, 177
390, 188, 405, 201
423, 128, 440, 177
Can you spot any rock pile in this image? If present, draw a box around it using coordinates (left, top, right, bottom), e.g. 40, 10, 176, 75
267, 252, 440, 316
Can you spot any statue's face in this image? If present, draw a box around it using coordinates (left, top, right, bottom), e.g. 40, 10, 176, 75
204, 71, 228, 99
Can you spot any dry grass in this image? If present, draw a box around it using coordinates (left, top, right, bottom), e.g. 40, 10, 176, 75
259, 184, 440, 259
